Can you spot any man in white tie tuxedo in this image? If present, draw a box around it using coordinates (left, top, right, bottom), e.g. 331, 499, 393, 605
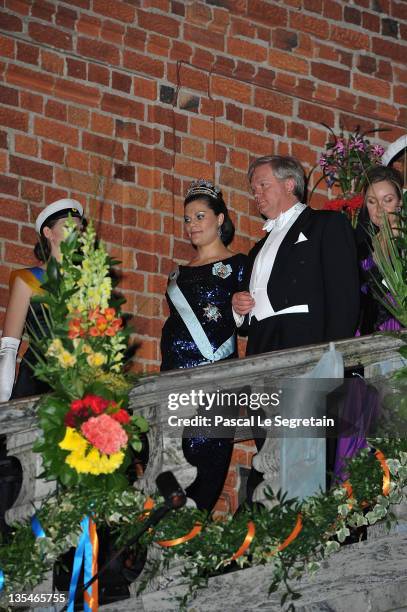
232, 155, 359, 355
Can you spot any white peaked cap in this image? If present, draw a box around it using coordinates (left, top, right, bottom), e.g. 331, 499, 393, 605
35, 198, 84, 234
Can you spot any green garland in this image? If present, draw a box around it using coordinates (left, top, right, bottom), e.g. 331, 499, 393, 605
1, 438, 407, 611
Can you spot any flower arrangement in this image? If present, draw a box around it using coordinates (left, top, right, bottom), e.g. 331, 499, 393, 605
318, 126, 385, 193
310, 125, 386, 228
29, 218, 148, 489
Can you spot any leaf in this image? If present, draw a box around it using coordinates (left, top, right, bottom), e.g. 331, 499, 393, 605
336, 526, 350, 542
131, 439, 142, 452
46, 257, 61, 284
132, 415, 149, 433
399, 346, 407, 359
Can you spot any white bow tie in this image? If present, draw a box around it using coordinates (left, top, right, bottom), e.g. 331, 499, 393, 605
262, 203, 305, 233
262, 218, 278, 232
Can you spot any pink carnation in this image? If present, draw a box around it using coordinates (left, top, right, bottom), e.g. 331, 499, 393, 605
81, 413, 128, 454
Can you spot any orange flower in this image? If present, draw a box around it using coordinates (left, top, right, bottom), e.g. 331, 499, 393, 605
96, 315, 108, 333
89, 327, 100, 337
105, 318, 122, 337
88, 307, 100, 321
68, 318, 84, 339
104, 307, 116, 321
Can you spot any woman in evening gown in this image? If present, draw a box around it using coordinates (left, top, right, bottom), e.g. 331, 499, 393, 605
356, 164, 404, 335
334, 165, 404, 481
161, 179, 247, 511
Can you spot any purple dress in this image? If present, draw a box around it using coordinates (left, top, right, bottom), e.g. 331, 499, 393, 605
333, 253, 402, 481
358, 254, 402, 334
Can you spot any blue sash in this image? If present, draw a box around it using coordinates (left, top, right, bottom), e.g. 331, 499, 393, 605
167, 277, 235, 363
30, 266, 45, 282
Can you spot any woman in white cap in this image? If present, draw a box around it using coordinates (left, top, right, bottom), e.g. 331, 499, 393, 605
0, 199, 83, 401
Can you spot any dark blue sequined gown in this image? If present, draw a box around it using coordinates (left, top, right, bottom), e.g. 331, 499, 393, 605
160, 253, 247, 511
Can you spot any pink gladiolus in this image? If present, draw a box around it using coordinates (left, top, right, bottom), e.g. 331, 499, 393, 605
81, 413, 128, 454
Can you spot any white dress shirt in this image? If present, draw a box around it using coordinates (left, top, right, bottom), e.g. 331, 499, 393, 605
234, 202, 308, 326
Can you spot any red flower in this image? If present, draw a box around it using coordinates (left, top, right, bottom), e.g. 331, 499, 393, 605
71, 399, 84, 413
323, 194, 364, 212
346, 194, 364, 210
82, 394, 110, 415
111, 409, 130, 424
64, 412, 76, 427
323, 198, 345, 211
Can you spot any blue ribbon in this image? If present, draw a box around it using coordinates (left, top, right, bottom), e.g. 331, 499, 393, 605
0, 569, 4, 591
167, 279, 235, 362
67, 516, 91, 612
31, 515, 46, 539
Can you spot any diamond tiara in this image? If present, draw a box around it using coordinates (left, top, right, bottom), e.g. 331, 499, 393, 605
185, 179, 221, 199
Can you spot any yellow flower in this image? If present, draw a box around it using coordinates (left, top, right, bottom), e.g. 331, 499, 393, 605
86, 352, 107, 367
65, 446, 125, 475
46, 338, 63, 357
59, 427, 88, 453
58, 350, 77, 368
82, 343, 93, 354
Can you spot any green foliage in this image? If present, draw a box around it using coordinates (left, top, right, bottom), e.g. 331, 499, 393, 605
1, 439, 407, 609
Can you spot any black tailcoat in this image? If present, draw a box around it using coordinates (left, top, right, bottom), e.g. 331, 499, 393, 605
243, 207, 360, 355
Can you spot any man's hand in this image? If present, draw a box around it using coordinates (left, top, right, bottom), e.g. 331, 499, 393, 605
232, 291, 255, 316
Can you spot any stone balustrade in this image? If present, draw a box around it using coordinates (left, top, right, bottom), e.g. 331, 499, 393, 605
1, 333, 405, 527
1, 332, 406, 609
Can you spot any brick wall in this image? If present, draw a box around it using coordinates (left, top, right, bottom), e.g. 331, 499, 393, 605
0, 0, 406, 515
0, 0, 406, 372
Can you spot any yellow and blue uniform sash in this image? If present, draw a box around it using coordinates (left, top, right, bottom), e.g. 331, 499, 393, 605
9, 266, 45, 295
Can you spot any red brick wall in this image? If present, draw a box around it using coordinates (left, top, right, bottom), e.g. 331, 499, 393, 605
0, 0, 406, 375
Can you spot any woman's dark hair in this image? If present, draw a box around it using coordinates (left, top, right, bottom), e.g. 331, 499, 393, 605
356, 165, 404, 249
34, 217, 61, 263
184, 191, 235, 246
363, 165, 404, 199
34, 215, 86, 262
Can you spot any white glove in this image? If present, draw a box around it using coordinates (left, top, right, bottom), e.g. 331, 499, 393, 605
0, 336, 20, 402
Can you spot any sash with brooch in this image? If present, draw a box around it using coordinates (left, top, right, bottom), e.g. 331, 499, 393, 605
167, 267, 235, 363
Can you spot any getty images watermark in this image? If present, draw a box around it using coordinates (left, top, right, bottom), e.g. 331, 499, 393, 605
166, 389, 335, 430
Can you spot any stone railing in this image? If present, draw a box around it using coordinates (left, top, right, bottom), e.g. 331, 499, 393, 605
129, 333, 406, 508
1, 332, 405, 529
